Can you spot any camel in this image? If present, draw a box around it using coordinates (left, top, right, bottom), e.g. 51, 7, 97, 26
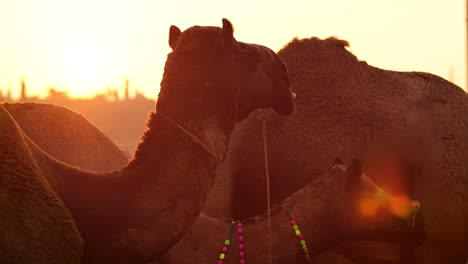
2, 102, 128, 171
0, 18, 295, 263
0, 106, 83, 263
2, 103, 379, 264
157, 158, 424, 263
199, 37, 468, 263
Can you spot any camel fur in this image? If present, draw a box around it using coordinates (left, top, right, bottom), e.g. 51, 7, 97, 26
201, 36, 468, 263
0, 19, 294, 263
0, 106, 83, 263
2, 102, 128, 171
158, 159, 423, 263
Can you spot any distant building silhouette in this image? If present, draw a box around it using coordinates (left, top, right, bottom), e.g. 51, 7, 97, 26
20, 79, 26, 100
104, 87, 119, 101
134, 89, 146, 100
124, 79, 130, 100
46, 88, 68, 100
0, 82, 155, 156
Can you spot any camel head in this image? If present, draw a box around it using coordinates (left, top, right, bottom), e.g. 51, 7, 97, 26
235, 42, 295, 120
158, 18, 295, 127
328, 158, 424, 246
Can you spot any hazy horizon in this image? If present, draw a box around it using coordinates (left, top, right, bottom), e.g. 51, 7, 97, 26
1, 0, 466, 99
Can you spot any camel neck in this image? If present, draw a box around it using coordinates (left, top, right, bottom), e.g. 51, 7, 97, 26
126, 111, 231, 169
161, 179, 341, 263
31, 111, 230, 262
157, 112, 218, 160
155, 80, 238, 161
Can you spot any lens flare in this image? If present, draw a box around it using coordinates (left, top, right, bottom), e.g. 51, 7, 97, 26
389, 195, 411, 218
358, 197, 379, 217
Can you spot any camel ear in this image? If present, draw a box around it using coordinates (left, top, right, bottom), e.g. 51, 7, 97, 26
222, 18, 237, 49
346, 158, 362, 201
169, 25, 181, 50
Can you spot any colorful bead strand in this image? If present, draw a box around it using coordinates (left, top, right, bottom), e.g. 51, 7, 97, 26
237, 222, 246, 264
284, 209, 312, 263
217, 220, 236, 264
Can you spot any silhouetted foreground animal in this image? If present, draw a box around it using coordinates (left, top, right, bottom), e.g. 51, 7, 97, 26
201, 37, 468, 263
157, 158, 423, 263
2, 102, 128, 171
0, 19, 294, 263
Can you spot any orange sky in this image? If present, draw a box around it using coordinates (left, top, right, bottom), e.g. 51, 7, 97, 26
0, 0, 465, 99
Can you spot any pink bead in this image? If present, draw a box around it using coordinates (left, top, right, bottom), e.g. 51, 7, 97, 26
222, 246, 228, 252
239, 251, 245, 257
237, 228, 243, 234
239, 243, 245, 250
240, 259, 246, 264
298, 234, 304, 240
238, 235, 244, 242
217, 260, 223, 264
237, 222, 243, 227
290, 219, 297, 225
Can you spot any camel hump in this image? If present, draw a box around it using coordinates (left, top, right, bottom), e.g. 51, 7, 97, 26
0, 104, 84, 262
2, 102, 128, 171
0, 105, 25, 141
324, 37, 350, 48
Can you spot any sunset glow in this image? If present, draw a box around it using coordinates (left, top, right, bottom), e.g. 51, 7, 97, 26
53, 33, 115, 95
389, 195, 412, 218
0, 0, 465, 99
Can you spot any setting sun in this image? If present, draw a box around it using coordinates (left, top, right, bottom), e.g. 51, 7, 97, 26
0, 0, 466, 99
52, 33, 115, 97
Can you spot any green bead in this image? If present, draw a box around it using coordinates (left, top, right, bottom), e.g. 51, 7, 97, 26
300, 239, 306, 246
293, 224, 299, 230
219, 253, 226, 260
295, 229, 301, 236
224, 239, 231, 246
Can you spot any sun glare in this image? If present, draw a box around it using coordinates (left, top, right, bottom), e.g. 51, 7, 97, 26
48, 31, 120, 98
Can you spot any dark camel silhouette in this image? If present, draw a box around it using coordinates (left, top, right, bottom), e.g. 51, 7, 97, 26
0, 19, 294, 263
